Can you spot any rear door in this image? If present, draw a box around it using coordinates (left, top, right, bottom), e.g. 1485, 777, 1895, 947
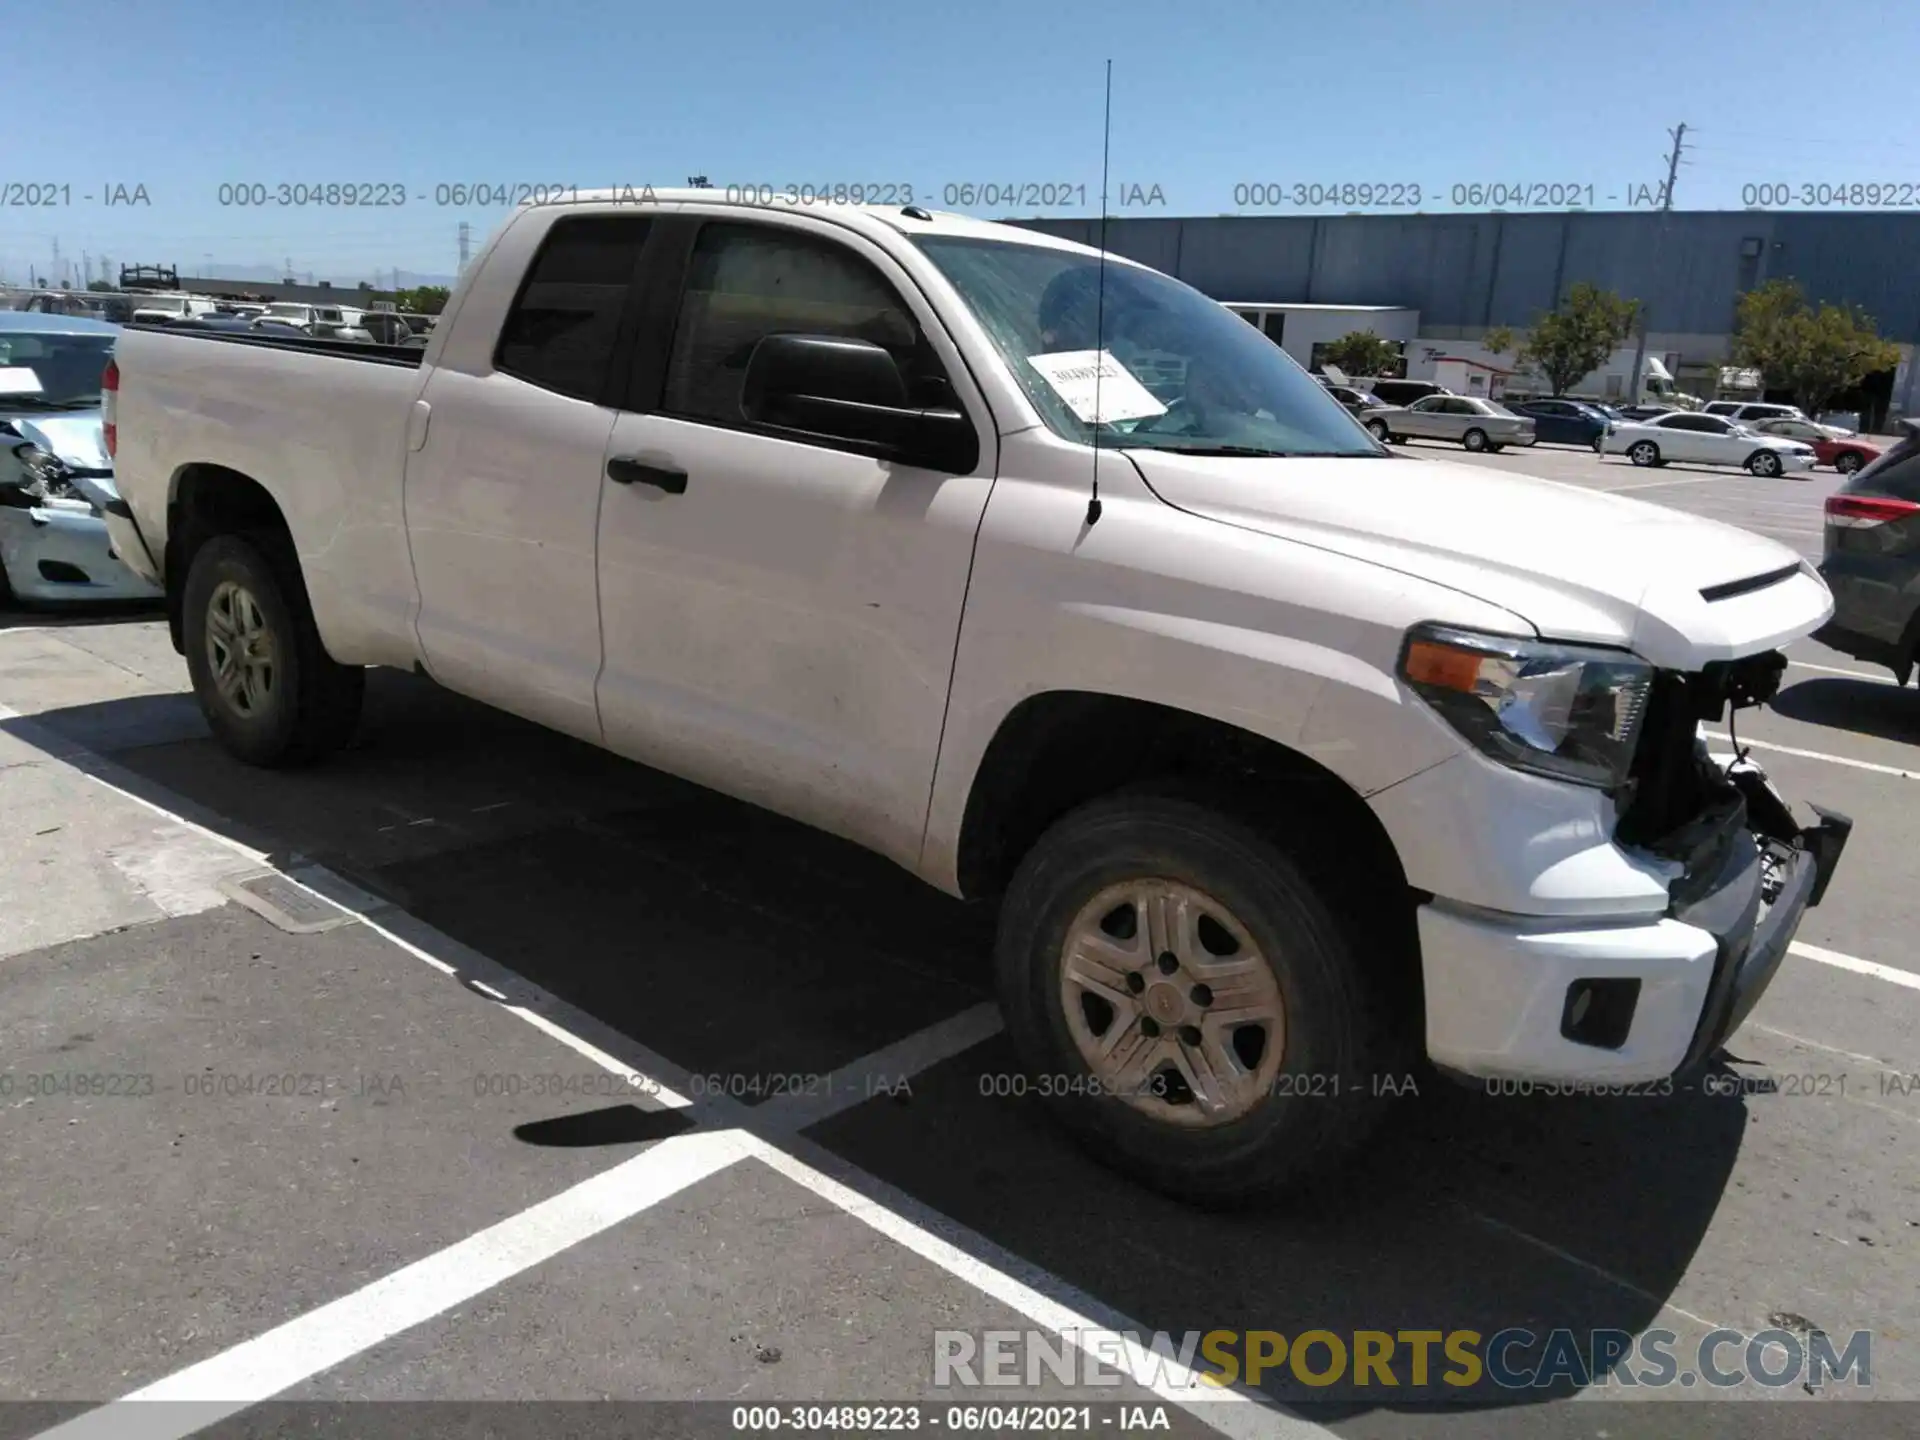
404, 210, 658, 743
1401, 396, 1448, 438
1823, 431, 1920, 646
589, 211, 998, 868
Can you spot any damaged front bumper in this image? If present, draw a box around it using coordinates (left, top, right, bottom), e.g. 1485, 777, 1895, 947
1666, 765, 1850, 1071
1416, 651, 1852, 1085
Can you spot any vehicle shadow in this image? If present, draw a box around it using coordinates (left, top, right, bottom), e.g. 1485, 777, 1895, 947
0, 598, 164, 631
5, 672, 1756, 1416
1771, 676, 1919, 745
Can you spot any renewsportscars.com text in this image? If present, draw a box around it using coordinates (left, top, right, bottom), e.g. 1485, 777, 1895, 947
932, 1326, 1871, 1395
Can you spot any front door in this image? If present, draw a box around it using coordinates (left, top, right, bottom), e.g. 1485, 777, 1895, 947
591, 213, 998, 867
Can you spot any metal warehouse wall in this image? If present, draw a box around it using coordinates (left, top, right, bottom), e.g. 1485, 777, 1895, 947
1012, 211, 1920, 344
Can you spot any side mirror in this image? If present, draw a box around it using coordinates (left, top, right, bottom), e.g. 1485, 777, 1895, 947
741, 333, 977, 474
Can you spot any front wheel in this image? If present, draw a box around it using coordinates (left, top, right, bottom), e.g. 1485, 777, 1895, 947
1627, 440, 1661, 467
1747, 450, 1784, 478
1836, 451, 1865, 475
1365, 419, 1390, 443
1462, 428, 1489, 452
995, 793, 1394, 1205
182, 533, 364, 767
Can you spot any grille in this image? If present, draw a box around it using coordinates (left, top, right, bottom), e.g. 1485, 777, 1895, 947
1614, 671, 1721, 848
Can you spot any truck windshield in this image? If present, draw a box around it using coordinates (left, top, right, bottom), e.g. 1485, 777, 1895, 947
915, 236, 1378, 457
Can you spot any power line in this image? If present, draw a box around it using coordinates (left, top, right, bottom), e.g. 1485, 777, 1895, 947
1627, 122, 1688, 405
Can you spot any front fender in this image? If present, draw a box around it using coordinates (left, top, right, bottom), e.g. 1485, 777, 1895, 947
917, 445, 1524, 893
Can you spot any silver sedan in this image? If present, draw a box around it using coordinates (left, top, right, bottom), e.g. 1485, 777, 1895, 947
1361, 395, 1538, 452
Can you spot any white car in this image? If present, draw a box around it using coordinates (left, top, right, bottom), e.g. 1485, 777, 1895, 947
1602, 409, 1818, 476
0, 313, 163, 604
1703, 400, 1809, 426
104, 191, 1851, 1203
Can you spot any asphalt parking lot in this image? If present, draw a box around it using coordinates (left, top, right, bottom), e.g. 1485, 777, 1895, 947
2, 444, 1918, 1439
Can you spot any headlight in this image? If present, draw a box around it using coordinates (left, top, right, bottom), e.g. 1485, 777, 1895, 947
1398, 623, 1653, 789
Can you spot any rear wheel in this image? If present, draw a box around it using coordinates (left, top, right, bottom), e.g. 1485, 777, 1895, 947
995, 793, 1396, 1206
1835, 451, 1865, 475
1462, 428, 1489, 452
1628, 440, 1661, 467
1747, 450, 1784, 478
182, 533, 364, 767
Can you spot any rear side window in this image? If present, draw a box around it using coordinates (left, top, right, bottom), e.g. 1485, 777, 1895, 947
495, 215, 653, 402
1845, 432, 1920, 502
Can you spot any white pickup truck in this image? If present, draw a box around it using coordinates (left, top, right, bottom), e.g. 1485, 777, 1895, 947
102, 191, 1851, 1203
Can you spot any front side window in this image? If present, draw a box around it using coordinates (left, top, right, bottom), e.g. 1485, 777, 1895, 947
915, 236, 1375, 457
495, 215, 653, 402
663, 222, 945, 425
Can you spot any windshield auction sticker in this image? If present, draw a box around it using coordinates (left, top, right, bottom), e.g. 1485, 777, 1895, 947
1026, 350, 1166, 425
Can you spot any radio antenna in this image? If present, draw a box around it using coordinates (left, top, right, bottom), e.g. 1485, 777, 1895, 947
1086, 58, 1113, 527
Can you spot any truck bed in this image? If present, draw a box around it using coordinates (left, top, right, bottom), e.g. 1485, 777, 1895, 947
123, 321, 425, 368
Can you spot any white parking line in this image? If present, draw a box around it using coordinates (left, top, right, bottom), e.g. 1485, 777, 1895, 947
1787, 659, 1894, 683
752, 1139, 1320, 1439
28, 1129, 752, 1440
1597, 475, 1737, 491
1702, 730, 1920, 779
1789, 940, 1920, 992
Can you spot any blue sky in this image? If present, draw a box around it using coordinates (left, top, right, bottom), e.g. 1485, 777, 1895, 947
6, 0, 1917, 286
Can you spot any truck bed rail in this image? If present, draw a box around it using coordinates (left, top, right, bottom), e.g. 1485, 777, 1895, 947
122, 321, 425, 368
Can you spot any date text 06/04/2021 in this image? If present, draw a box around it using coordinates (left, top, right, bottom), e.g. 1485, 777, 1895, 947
729, 1403, 1172, 1432
203, 182, 1168, 210
1226, 181, 1674, 209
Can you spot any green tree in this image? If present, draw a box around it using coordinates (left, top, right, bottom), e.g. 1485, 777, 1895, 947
87, 279, 114, 292
1318, 329, 1401, 379
393, 284, 451, 315
1483, 325, 1515, 356
1516, 283, 1639, 395
1732, 279, 1898, 417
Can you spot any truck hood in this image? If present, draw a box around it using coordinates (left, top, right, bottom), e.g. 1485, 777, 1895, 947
1126, 450, 1833, 671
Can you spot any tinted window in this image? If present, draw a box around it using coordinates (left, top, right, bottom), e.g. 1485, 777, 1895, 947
495, 215, 652, 402
1845, 432, 1920, 502
664, 222, 936, 425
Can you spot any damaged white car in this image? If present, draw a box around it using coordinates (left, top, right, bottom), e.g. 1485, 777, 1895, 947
0, 313, 161, 606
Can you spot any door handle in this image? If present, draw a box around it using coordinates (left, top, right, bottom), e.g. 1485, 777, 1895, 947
607, 456, 687, 494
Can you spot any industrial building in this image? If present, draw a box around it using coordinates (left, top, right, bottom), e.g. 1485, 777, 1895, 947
1013, 209, 1920, 422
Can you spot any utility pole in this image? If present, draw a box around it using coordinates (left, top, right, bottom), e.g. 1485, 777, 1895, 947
1627, 122, 1688, 406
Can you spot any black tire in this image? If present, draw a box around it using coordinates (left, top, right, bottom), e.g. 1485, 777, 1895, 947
1462, 428, 1488, 452
1365, 419, 1390, 442
1486, 443, 1505, 453
182, 532, 363, 766
1747, 450, 1783, 478
995, 793, 1396, 1206
1836, 451, 1865, 475
1627, 440, 1661, 467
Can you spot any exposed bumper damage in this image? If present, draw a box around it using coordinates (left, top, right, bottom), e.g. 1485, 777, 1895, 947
0, 429, 162, 605
1418, 648, 1852, 1084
